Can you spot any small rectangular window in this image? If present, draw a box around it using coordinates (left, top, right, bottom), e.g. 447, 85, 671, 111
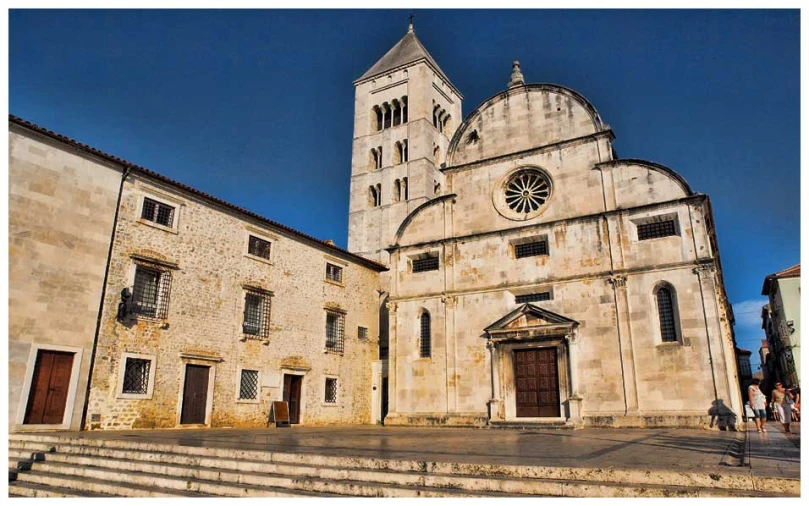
412, 256, 439, 273
515, 240, 548, 259
243, 290, 271, 339
637, 220, 677, 240
358, 326, 368, 340
132, 265, 171, 319
122, 358, 151, 395
515, 292, 552, 304
141, 197, 175, 227
326, 263, 343, 283
239, 369, 259, 400
248, 235, 271, 260
325, 311, 345, 354
325, 378, 338, 404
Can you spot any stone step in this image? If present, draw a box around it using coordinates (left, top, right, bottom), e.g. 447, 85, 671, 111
9, 458, 33, 471
9, 433, 787, 494
14, 469, 213, 497
8, 480, 115, 498
8, 447, 46, 461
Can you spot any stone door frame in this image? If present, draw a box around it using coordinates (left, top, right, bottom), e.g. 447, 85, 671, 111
175, 352, 220, 427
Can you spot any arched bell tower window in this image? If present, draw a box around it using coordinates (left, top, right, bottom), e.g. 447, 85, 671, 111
394, 179, 402, 202
420, 311, 431, 358
402, 96, 408, 123
372, 106, 383, 132
392, 99, 401, 126
654, 283, 680, 343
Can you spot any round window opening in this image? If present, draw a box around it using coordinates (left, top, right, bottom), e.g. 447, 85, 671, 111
505, 169, 551, 214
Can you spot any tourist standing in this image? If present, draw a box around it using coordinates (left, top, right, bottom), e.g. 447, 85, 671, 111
748, 379, 768, 433
771, 382, 794, 433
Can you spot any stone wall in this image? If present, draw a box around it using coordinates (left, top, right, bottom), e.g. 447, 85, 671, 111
84, 174, 382, 430
9, 125, 122, 431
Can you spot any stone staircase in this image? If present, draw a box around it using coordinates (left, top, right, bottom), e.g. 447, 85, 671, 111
8, 432, 798, 498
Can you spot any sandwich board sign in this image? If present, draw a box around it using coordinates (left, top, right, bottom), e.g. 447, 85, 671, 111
271, 401, 290, 427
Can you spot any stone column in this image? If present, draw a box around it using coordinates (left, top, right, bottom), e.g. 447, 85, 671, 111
486, 339, 503, 422
566, 330, 583, 425
386, 301, 398, 417
609, 274, 639, 414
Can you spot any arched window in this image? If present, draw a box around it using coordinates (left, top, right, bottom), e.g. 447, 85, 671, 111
402, 139, 408, 162
394, 141, 403, 165
368, 186, 378, 208
443, 114, 451, 133
402, 177, 408, 201
370, 148, 378, 170
383, 103, 392, 129
402, 96, 408, 123
434, 181, 441, 195
392, 99, 401, 126
394, 179, 401, 202
433, 144, 440, 165
420, 312, 431, 358
372, 106, 383, 132
655, 285, 679, 343
376, 183, 382, 206
377, 146, 383, 169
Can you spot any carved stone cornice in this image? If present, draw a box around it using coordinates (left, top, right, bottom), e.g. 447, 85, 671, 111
693, 264, 717, 279
385, 302, 398, 314
441, 295, 458, 308
608, 275, 627, 288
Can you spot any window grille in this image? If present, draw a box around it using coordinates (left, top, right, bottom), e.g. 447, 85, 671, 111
656, 287, 678, 342
239, 370, 259, 400
412, 256, 439, 273
248, 235, 271, 259
325, 312, 345, 354
325, 378, 338, 404
358, 326, 368, 340
420, 312, 431, 358
122, 358, 151, 395
132, 265, 171, 318
515, 240, 548, 259
326, 263, 343, 283
638, 220, 677, 240
141, 197, 175, 227
243, 290, 271, 339
515, 292, 551, 304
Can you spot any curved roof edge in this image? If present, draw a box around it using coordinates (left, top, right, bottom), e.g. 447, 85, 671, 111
392, 193, 457, 246
447, 83, 607, 162
596, 158, 695, 196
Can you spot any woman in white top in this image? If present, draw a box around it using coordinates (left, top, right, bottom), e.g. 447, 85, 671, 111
748, 379, 768, 433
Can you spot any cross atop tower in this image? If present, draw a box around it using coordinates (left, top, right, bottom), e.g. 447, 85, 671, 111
407, 13, 415, 33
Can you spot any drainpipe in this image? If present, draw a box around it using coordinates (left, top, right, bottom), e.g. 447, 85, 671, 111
79, 166, 131, 430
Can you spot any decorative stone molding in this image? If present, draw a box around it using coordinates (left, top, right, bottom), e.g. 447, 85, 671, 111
386, 301, 398, 313
693, 264, 716, 278
608, 274, 627, 288
440, 295, 458, 308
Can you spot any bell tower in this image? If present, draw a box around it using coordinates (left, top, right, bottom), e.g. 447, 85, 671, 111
347, 21, 463, 266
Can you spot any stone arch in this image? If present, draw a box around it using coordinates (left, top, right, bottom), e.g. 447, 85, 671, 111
652, 281, 682, 344
419, 309, 432, 358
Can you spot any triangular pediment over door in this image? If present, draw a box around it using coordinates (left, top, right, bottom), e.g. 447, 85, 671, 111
484, 303, 578, 343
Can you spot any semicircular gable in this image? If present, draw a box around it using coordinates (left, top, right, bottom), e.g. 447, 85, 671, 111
394, 194, 456, 246
447, 84, 607, 167
600, 159, 694, 208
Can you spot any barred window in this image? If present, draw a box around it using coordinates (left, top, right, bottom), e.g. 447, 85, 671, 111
132, 265, 171, 319
248, 235, 271, 260
358, 326, 368, 340
656, 287, 678, 343
412, 256, 439, 273
325, 311, 345, 354
141, 198, 175, 227
515, 292, 551, 304
325, 378, 338, 404
122, 358, 151, 395
420, 312, 431, 358
515, 240, 548, 259
243, 290, 271, 339
239, 369, 259, 400
638, 220, 677, 241
326, 263, 343, 283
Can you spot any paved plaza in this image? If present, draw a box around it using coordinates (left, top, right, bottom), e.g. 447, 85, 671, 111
45, 420, 800, 481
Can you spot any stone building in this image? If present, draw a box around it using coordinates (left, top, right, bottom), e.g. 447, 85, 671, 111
9, 116, 386, 431
761, 264, 801, 388
350, 24, 743, 428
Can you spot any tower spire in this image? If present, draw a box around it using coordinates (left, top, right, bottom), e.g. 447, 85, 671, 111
508, 60, 525, 88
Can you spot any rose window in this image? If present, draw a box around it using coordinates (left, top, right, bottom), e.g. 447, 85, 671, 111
505, 170, 551, 214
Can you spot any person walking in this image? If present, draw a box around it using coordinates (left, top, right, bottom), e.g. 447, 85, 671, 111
771, 382, 794, 433
748, 379, 768, 433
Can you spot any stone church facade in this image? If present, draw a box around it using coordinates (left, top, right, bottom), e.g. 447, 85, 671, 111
8, 23, 741, 432
350, 25, 742, 428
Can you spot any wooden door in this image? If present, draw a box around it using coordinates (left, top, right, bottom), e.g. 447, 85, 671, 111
24, 350, 75, 425
514, 348, 560, 418
180, 364, 210, 424
283, 374, 303, 424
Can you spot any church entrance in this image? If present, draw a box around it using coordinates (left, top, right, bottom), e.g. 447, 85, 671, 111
514, 348, 560, 417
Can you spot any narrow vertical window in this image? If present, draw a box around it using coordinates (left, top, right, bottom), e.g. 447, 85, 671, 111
402, 140, 408, 162
324, 378, 338, 404
394, 179, 401, 202
402, 177, 408, 201
656, 287, 678, 343
325, 311, 345, 354
402, 96, 408, 123
420, 312, 431, 358
239, 370, 259, 400
242, 289, 271, 339
122, 358, 151, 395
132, 265, 171, 318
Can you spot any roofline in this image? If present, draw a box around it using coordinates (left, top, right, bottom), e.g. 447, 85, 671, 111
354, 57, 463, 99
595, 158, 695, 196
9, 114, 388, 272
761, 264, 800, 295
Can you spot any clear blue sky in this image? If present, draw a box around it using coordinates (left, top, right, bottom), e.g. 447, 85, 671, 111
9, 9, 800, 367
